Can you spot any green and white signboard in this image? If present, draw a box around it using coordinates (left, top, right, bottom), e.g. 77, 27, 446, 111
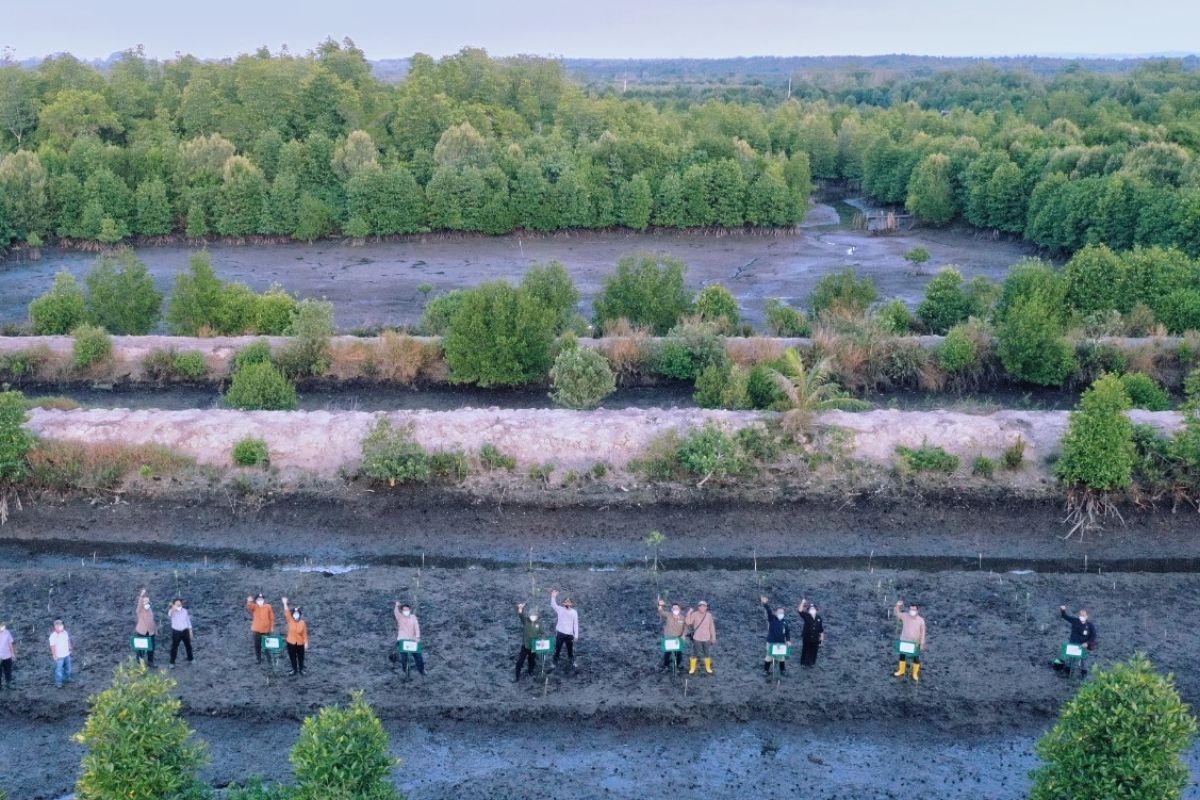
261, 635, 285, 653
130, 636, 154, 653
896, 640, 921, 657
767, 643, 790, 659
1062, 642, 1087, 660
398, 639, 422, 653
661, 637, 684, 653
531, 638, 552, 653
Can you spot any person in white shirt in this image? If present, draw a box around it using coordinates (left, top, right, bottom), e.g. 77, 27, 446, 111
549, 589, 579, 668
0, 620, 15, 689
168, 598, 194, 666
47, 620, 72, 688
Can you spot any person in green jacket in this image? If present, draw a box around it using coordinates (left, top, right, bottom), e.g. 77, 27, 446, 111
514, 602, 545, 682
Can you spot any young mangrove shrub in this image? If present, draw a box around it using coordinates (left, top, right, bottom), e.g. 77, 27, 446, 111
84, 250, 163, 334
1155, 289, 1200, 335
1120, 372, 1170, 411
1056, 373, 1135, 536
809, 268, 878, 317
994, 257, 1067, 325
972, 455, 996, 478
419, 289, 466, 336
224, 362, 299, 410
695, 283, 740, 333
360, 418, 429, 486
74, 661, 209, 800
917, 268, 979, 334
655, 318, 727, 381
290, 691, 401, 800
903, 246, 930, 267
174, 351, 208, 379
996, 292, 1077, 386
735, 424, 782, 462
277, 299, 334, 378
0, 390, 34, 524
428, 450, 469, 482
29, 271, 87, 334
896, 442, 959, 473
528, 462, 555, 486
935, 324, 980, 375
549, 341, 616, 409
443, 280, 557, 387
167, 251, 224, 335
233, 340, 274, 372
72, 324, 113, 370
677, 422, 746, 487
592, 253, 692, 335
232, 437, 270, 468
521, 260, 580, 335
876, 299, 914, 334
143, 348, 207, 382
478, 443, 516, 471
1002, 436, 1026, 470
746, 362, 788, 410
764, 298, 811, 337
1030, 654, 1196, 800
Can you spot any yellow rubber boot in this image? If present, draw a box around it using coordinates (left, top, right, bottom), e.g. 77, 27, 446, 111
688, 658, 698, 675
912, 663, 921, 682
704, 657, 714, 675
893, 660, 907, 678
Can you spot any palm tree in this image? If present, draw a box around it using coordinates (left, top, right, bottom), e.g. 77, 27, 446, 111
769, 347, 867, 433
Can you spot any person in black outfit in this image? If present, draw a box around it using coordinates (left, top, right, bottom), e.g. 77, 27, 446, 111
1053, 605, 1097, 678
797, 598, 826, 667
760, 595, 791, 676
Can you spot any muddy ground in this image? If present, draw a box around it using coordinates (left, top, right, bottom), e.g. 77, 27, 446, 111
0, 220, 1035, 330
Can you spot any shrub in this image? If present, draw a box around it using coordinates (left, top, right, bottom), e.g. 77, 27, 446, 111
735, 425, 781, 462
1056, 373, 1134, 491
695, 284, 740, 332
1064, 243, 1125, 316
29, 271, 88, 334
26, 441, 193, 491
528, 463, 555, 485
903, 246, 930, 266
479, 443, 516, 471
443, 280, 557, 387
994, 257, 1067, 325
1077, 342, 1128, 383
74, 661, 208, 800
232, 437, 270, 467
0, 390, 34, 489
936, 324, 980, 374
996, 293, 1077, 386
634, 430, 685, 481
747, 362, 787, 409
590, 461, 608, 479
167, 251, 224, 335
876, 299, 913, 334
214, 283, 260, 335
84, 250, 162, 334
0, 347, 52, 383
1155, 288, 1200, 334
809, 269, 878, 316
173, 351, 208, 379
429, 450, 468, 482
360, 418, 429, 485
896, 442, 959, 473
1002, 436, 1026, 470
420, 290, 465, 336
917, 268, 978, 334
972, 455, 995, 478
677, 422, 745, 486
233, 340, 274, 372
592, 253, 692, 334
72, 324, 112, 370
693, 362, 751, 409
143, 348, 207, 382
549, 343, 616, 409
1029, 654, 1196, 800
255, 285, 298, 335
655, 319, 727, 381
522, 260, 580, 334
278, 299, 334, 378
290, 691, 400, 800
224, 362, 298, 410
764, 299, 811, 337
1120, 372, 1171, 411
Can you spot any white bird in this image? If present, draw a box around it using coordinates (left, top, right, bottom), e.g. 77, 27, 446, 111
846, 246, 856, 256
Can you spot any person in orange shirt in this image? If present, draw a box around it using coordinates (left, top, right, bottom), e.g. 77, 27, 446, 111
281, 597, 309, 677
245, 593, 275, 664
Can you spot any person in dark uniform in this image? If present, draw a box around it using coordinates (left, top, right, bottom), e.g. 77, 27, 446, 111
514, 602, 544, 682
797, 598, 826, 667
760, 595, 791, 676
1053, 605, 1097, 678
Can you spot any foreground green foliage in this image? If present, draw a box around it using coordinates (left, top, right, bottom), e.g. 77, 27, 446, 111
360, 418, 430, 485
232, 437, 270, 467
549, 341, 616, 409
592, 254, 692, 335
223, 362, 299, 410
1056, 373, 1134, 491
0, 390, 33, 487
290, 691, 401, 800
1030, 654, 1196, 800
28, 271, 87, 334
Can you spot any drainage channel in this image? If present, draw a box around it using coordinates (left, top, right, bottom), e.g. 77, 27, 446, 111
3, 539, 1200, 575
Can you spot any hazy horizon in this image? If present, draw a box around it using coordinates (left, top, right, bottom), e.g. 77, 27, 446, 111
4, 0, 1198, 63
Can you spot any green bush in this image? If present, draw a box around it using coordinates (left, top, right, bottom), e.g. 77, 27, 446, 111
592, 253, 692, 335
0, 390, 34, 487
936, 324, 980, 374
896, 442, 959, 473
223, 362, 299, 410
167, 252, 224, 335
233, 340, 274, 372
994, 257, 1067, 326
809, 268, 878, 316
1078, 342, 1129, 383
735, 425, 781, 462
84, 250, 162, 334
72, 324, 113, 369
1002, 436, 1026, 470
256, 285, 298, 335
74, 661, 209, 800
917, 268, 978, 334
429, 450, 469, 481
1056, 373, 1134, 491
549, 343, 616, 409
232, 437, 270, 467
419, 290, 466, 336
277, 299, 334, 378
746, 362, 787, 409
764, 299, 811, 337
1029, 654, 1196, 800
972, 455, 995, 478
996, 293, 1077, 386
693, 362, 751, 410
29, 271, 88, 334
695, 284, 740, 332
903, 246, 931, 266
1155, 289, 1200, 334
478, 443, 516, 471
876, 299, 914, 334
521, 261, 580, 334
225, 777, 293, 800
360, 418, 429, 485
677, 423, 745, 485
1120, 372, 1170, 411
290, 691, 400, 800
1064, 244, 1125, 316
443, 280, 557, 387
173, 351, 208, 378
655, 319, 727, 381
214, 283, 260, 335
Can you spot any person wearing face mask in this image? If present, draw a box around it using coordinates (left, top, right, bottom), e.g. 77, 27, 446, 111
514, 602, 544, 682
1053, 605, 1097, 678
393, 601, 425, 677
168, 598, 194, 667
656, 598, 687, 671
685, 600, 717, 675
48, 619, 72, 689
0, 620, 15, 689
134, 588, 157, 667
549, 590, 579, 669
281, 597, 309, 677
245, 593, 276, 664
892, 601, 927, 682
796, 598, 826, 667
759, 595, 791, 677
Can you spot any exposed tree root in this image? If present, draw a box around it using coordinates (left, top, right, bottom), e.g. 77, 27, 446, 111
1061, 490, 1125, 541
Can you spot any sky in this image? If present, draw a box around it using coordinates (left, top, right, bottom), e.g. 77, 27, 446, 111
2, 0, 1198, 62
